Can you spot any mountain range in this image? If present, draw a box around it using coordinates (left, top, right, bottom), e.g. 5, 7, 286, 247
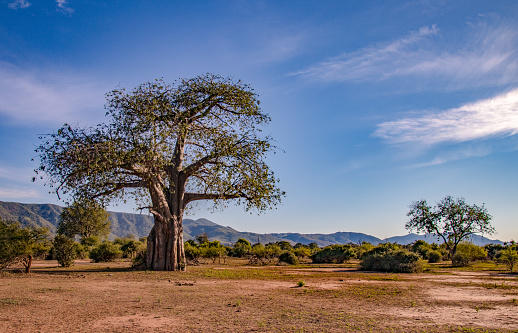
0, 201, 503, 246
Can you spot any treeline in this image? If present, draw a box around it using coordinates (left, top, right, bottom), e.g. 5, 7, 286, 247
2, 218, 518, 274
182, 234, 518, 273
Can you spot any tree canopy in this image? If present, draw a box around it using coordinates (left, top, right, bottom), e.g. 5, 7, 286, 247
0, 218, 49, 273
36, 74, 284, 270
58, 199, 110, 240
406, 196, 494, 263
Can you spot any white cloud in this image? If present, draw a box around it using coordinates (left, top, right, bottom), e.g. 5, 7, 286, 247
8, 0, 30, 9
294, 20, 518, 90
56, 0, 73, 14
374, 88, 518, 145
0, 62, 107, 125
0, 188, 40, 199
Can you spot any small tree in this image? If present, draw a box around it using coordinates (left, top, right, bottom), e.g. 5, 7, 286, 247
233, 238, 252, 257
0, 218, 49, 273
499, 247, 518, 272
406, 196, 494, 263
52, 234, 76, 267
195, 233, 209, 245
58, 199, 110, 240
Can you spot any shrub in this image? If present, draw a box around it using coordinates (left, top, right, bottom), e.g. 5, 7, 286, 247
453, 242, 487, 266
0, 219, 49, 272
200, 241, 227, 263
279, 251, 299, 265
311, 244, 355, 263
426, 250, 442, 263
452, 252, 470, 267
265, 244, 282, 261
184, 241, 201, 264
294, 247, 311, 259
360, 249, 422, 273
232, 238, 252, 257
52, 234, 76, 267
498, 247, 518, 272
89, 242, 122, 263
131, 249, 147, 269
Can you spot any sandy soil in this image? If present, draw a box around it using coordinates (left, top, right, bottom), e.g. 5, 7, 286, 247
1, 260, 517, 332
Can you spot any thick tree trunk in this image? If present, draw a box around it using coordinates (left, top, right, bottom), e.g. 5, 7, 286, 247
146, 215, 186, 271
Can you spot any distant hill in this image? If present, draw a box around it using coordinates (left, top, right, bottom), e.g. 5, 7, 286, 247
0, 201, 503, 246
384, 233, 504, 246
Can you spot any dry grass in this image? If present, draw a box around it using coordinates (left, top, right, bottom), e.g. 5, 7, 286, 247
0, 259, 517, 332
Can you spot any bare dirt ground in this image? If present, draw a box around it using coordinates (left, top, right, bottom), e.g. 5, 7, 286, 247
1, 260, 517, 332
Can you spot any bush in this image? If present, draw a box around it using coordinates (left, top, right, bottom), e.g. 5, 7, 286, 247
184, 241, 201, 264
360, 249, 422, 273
89, 242, 122, 263
294, 247, 311, 259
52, 234, 76, 267
200, 241, 227, 263
232, 238, 252, 257
0, 219, 49, 272
426, 250, 442, 263
452, 252, 470, 267
279, 251, 299, 265
311, 245, 355, 263
453, 242, 487, 266
498, 247, 518, 272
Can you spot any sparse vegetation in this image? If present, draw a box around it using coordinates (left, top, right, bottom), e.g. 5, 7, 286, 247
0, 258, 515, 332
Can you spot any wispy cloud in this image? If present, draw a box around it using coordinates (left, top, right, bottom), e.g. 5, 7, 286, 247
8, 0, 30, 9
374, 88, 518, 145
294, 19, 518, 90
0, 62, 107, 125
0, 188, 40, 199
56, 0, 73, 14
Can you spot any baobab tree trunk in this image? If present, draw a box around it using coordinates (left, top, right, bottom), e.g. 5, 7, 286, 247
146, 215, 186, 271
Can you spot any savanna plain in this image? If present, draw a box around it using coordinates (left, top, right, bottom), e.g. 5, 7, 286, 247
1, 259, 517, 333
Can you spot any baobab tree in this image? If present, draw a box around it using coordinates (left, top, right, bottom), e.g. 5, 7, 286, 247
36, 74, 284, 271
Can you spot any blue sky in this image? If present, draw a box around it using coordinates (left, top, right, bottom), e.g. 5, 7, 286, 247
1, 0, 517, 241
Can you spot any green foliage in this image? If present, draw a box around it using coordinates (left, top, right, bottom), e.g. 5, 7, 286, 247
276, 241, 293, 251
89, 242, 122, 263
248, 243, 283, 265
485, 244, 504, 260
360, 245, 422, 273
58, 199, 110, 240
278, 251, 299, 265
498, 247, 518, 272
52, 234, 76, 267
184, 241, 202, 264
311, 244, 355, 263
81, 235, 101, 247
355, 242, 374, 259
406, 196, 494, 262
120, 240, 144, 259
426, 250, 443, 263
200, 241, 227, 263
410, 240, 444, 263
0, 218, 49, 271
114, 236, 144, 259
454, 242, 487, 266
294, 247, 311, 259
36, 75, 285, 271
232, 238, 252, 257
